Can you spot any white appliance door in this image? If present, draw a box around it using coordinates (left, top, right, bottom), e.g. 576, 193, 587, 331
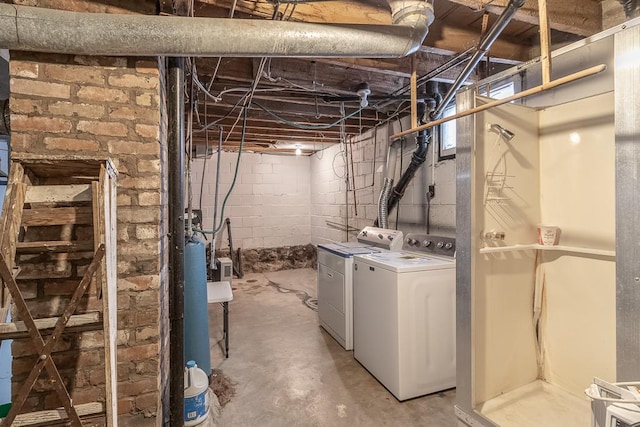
318, 263, 346, 347
353, 260, 400, 395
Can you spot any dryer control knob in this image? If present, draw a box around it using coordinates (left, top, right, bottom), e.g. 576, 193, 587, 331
437, 241, 445, 248
407, 238, 417, 246
388, 235, 394, 240
378, 234, 383, 239
444, 242, 453, 250
423, 240, 432, 247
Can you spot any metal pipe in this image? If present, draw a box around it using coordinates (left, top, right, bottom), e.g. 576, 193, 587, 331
168, 57, 185, 427
430, 0, 526, 120
619, 0, 640, 18
1, 99, 8, 135
0, 2, 434, 58
385, 128, 430, 215
210, 126, 223, 270
378, 178, 394, 229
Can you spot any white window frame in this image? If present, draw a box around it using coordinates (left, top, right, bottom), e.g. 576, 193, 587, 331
437, 79, 518, 160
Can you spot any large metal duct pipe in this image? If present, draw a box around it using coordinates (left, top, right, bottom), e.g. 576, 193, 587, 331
0, 99, 8, 135
0, 1, 434, 58
619, 0, 640, 18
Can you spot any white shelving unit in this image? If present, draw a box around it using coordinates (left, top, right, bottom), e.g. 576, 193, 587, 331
480, 244, 615, 257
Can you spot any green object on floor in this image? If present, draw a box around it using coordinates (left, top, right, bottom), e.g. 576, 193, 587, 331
0, 402, 11, 418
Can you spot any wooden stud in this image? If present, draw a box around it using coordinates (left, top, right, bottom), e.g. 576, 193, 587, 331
0, 162, 26, 320
537, 0, 552, 84
92, 167, 106, 300
410, 55, 418, 129
103, 168, 118, 427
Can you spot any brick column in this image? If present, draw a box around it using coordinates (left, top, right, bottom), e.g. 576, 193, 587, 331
9, 50, 165, 426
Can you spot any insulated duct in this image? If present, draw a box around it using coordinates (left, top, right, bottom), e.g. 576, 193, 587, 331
0, 2, 434, 58
0, 99, 8, 135
619, 0, 640, 18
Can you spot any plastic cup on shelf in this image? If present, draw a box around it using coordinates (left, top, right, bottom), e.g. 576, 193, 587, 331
537, 225, 559, 246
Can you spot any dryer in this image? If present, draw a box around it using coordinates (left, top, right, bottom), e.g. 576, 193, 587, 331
353, 234, 456, 401
317, 227, 403, 350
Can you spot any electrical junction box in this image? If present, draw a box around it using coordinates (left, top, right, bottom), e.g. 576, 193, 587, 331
214, 257, 233, 283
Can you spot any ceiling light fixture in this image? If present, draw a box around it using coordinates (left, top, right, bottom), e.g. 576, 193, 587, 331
295, 144, 302, 156
356, 82, 371, 108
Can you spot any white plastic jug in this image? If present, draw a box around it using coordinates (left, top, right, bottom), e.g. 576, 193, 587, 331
184, 360, 209, 426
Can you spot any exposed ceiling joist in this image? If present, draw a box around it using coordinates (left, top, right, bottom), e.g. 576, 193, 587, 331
185, 0, 602, 154
445, 0, 602, 36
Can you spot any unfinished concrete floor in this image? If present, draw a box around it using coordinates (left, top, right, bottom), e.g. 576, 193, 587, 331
208, 268, 457, 426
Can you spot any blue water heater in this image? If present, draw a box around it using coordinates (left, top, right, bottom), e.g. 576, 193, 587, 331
184, 237, 211, 376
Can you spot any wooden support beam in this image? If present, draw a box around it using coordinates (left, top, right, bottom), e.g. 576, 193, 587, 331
197, 0, 391, 26
410, 55, 418, 129
445, 0, 601, 37
537, 0, 552, 84
425, 18, 532, 62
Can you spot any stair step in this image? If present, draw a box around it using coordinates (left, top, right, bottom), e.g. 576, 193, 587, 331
1, 401, 104, 426
0, 312, 102, 340
16, 240, 95, 254
25, 184, 92, 204
21, 207, 93, 226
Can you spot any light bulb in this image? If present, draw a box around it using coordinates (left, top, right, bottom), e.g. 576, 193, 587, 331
295, 147, 302, 156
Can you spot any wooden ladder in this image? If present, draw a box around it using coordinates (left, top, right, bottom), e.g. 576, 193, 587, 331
0, 158, 118, 427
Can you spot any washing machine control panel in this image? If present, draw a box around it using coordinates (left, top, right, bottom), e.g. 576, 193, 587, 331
404, 234, 456, 258
357, 226, 404, 251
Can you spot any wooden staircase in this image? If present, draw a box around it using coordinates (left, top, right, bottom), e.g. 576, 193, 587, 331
0, 157, 118, 427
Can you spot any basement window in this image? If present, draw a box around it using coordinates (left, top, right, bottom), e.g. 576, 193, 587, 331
437, 80, 516, 160
438, 104, 457, 160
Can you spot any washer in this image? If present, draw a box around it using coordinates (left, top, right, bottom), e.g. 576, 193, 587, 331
353, 234, 456, 401
317, 227, 403, 350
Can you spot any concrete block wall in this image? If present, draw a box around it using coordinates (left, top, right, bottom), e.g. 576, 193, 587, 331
310, 116, 456, 245
8, 45, 162, 427
191, 152, 312, 249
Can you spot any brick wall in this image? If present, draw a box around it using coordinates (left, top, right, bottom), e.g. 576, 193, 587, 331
9, 48, 163, 425
310, 116, 456, 245
191, 152, 312, 249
